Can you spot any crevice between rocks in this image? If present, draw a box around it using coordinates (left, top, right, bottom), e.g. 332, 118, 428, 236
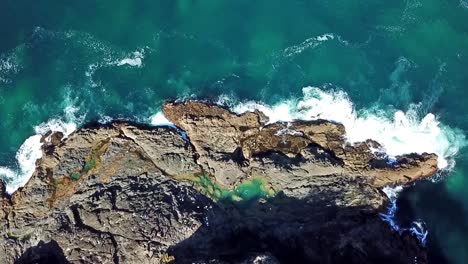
70, 204, 120, 264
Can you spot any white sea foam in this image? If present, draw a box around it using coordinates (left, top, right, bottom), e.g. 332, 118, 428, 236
0, 45, 24, 84
0, 104, 81, 194
283, 33, 337, 57
316, 33, 335, 41
97, 114, 114, 125
280, 33, 353, 59
1, 135, 43, 194
150, 111, 174, 126
380, 185, 429, 245
232, 89, 462, 241
85, 63, 100, 88
410, 221, 428, 245
231, 86, 465, 169
149, 111, 190, 142
0, 57, 16, 73
117, 49, 144, 67
85, 47, 146, 87
379, 185, 404, 230
382, 185, 404, 200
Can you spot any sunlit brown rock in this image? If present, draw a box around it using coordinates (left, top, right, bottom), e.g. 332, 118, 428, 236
0, 101, 438, 264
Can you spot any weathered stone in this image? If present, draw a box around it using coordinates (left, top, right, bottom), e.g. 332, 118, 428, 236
163, 101, 438, 190
0, 102, 439, 264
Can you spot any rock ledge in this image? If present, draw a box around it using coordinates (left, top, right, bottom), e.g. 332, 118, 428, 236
0, 101, 438, 264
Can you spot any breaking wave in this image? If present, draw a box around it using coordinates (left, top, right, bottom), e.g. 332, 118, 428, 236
228, 86, 465, 169
0, 104, 82, 194
2, 85, 465, 205
222, 86, 465, 245
150, 111, 173, 126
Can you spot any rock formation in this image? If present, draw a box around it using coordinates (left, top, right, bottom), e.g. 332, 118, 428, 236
0, 101, 438, 263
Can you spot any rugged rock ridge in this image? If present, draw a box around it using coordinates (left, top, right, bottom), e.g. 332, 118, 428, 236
0, 101, 438, 264
163, 101, 437, 190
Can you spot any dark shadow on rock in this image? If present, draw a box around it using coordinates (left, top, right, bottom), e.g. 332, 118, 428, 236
0, 179, 8, 199
15, 240, 70, 264
396, 180, 468, 264
168, 190, 426, 264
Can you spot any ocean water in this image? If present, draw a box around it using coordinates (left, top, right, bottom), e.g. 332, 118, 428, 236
1, 1, 468, 262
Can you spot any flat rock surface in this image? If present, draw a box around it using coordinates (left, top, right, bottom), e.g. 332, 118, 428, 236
0, 101, 438, 264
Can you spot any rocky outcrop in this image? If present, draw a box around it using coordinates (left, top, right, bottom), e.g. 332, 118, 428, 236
0, 101, 438, 264
163, 101, 437, 189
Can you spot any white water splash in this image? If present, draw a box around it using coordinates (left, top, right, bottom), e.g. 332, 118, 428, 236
380, 186, 429, 245
116, 49, 145, 67
150, 111, 174, 126
410, 221, 429, 245
149, 111, 190, 142
0, 104, 81, 194
380, 186, 405, 231
97, 114, 114, 125
231, 86, 465, 169
231, 87, 462, 246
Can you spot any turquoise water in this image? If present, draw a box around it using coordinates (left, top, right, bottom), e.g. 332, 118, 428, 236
1, 1, 468, 262
196, 174, 274, 202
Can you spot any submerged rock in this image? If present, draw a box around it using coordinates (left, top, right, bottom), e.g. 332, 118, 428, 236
0, 101, 438, 263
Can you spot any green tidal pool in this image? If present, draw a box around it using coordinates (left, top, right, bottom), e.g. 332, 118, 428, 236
196, 174, 275, 202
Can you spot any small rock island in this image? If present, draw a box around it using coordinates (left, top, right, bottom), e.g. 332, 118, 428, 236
0, 101, 438, 264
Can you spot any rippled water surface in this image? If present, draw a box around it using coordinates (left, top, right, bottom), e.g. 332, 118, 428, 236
1, 1, 468, 262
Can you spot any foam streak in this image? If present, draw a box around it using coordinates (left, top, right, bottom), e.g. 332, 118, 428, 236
380, 186, 429, 246
231, 86, 465, 169
0, 106, 80, 194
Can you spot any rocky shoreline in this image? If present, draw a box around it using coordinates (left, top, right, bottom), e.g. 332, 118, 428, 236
0, 101, 438, 263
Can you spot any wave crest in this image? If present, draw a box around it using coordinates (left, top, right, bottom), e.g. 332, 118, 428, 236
0, 104, 81, 194
230, 86, 465, 169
